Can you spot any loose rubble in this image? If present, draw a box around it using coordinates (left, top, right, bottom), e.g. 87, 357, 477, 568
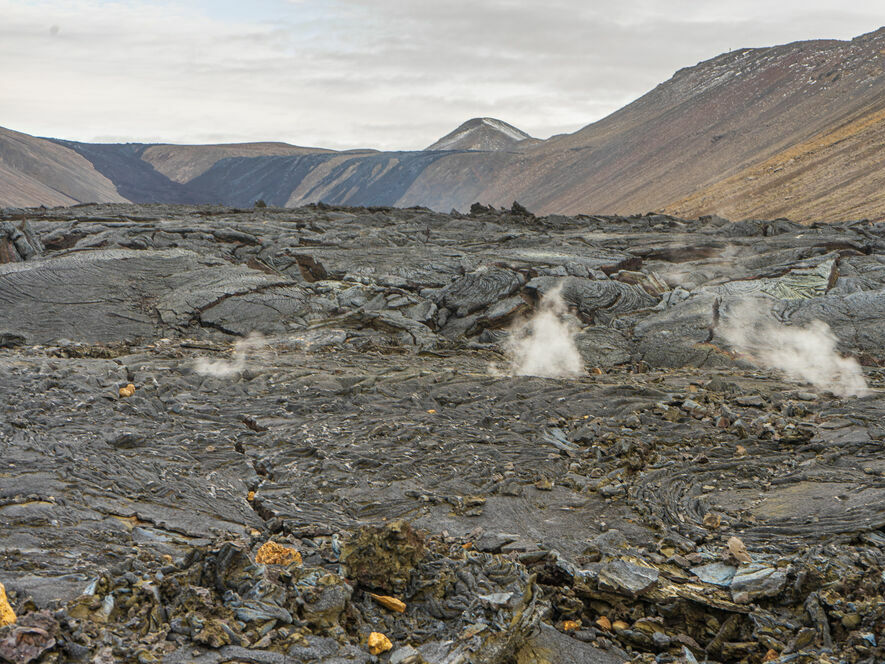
1, 203, 884, 663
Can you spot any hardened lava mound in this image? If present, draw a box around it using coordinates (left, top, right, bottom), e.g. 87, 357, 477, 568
1, 203, 884, 663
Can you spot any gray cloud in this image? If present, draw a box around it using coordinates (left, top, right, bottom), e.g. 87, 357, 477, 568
0, 0, 880, 150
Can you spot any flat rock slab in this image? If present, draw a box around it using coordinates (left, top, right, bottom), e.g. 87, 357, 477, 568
597, 560, 660, 597
690, 562, 738, 587
730, 565, 788, 603
0, 248, 288, 343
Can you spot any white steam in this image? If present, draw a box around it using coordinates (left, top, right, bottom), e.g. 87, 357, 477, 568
719, 300, 868, 397
506, 286, 584, 378
193, 333, 267, 378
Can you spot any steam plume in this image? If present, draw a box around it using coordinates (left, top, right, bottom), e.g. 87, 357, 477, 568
506, 285, 584, 378
193, 333, 267, 378
719, 299, 868, 397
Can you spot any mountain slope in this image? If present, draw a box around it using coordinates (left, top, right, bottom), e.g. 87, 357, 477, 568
0, 127, 127, 207
470, 27, 885, 220
426, 117, 532, 151
187, 151, 454, 208
49, 140, 336, 205
666, 101, 885, 221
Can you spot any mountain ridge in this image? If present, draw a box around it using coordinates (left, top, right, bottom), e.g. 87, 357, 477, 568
1, 27, 882, 221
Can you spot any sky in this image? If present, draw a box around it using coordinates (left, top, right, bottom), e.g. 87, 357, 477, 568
0, 0, 881, 150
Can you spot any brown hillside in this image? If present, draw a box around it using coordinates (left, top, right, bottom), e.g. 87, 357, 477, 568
466, 28, 885, 221
0, 127, 126, 207
666, 101, 885, 222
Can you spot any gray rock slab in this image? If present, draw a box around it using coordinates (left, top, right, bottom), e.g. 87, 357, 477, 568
597, 560, 660, 597
0, 248, 288, 343
730, 565, 788, 603
690, 562, 737, 588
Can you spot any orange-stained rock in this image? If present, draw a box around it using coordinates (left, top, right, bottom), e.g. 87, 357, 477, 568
0, 582, 16, 626
368, 631, 392, 655
255, 541, 302, 566
562, 620, 580, 631
118, 383, 135, 398
595, 616, 611, 631
369, 593, 406, 613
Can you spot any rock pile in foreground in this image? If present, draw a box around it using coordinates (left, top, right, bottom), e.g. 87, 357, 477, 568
1, 203, 884, 663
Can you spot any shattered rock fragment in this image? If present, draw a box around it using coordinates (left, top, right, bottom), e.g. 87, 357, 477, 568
254, 541, 302, 566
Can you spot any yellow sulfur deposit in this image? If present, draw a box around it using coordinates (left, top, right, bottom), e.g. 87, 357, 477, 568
255, 541, 302, 566
367, 631, 392, 655
0, 582, 16, 626
118, 383, 136, 398
369, 593, 406, 613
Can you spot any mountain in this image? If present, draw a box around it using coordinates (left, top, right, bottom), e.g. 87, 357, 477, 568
468, 27, 885, 220
426, 117, 533, 151
0, 28, 882, 220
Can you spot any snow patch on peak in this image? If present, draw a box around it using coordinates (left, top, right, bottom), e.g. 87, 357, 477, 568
480, 118, 531, 142
426, 117, 532, 151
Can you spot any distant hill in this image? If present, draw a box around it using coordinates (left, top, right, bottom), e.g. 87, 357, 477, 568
140, 143, 334, 183
1, 27, 882, 221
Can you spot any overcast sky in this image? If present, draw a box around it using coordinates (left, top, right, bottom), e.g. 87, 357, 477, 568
0, 0, 881, 150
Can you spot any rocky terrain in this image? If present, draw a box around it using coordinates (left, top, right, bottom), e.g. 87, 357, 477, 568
2, 28, 883, 221
1, 203, 884, 663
